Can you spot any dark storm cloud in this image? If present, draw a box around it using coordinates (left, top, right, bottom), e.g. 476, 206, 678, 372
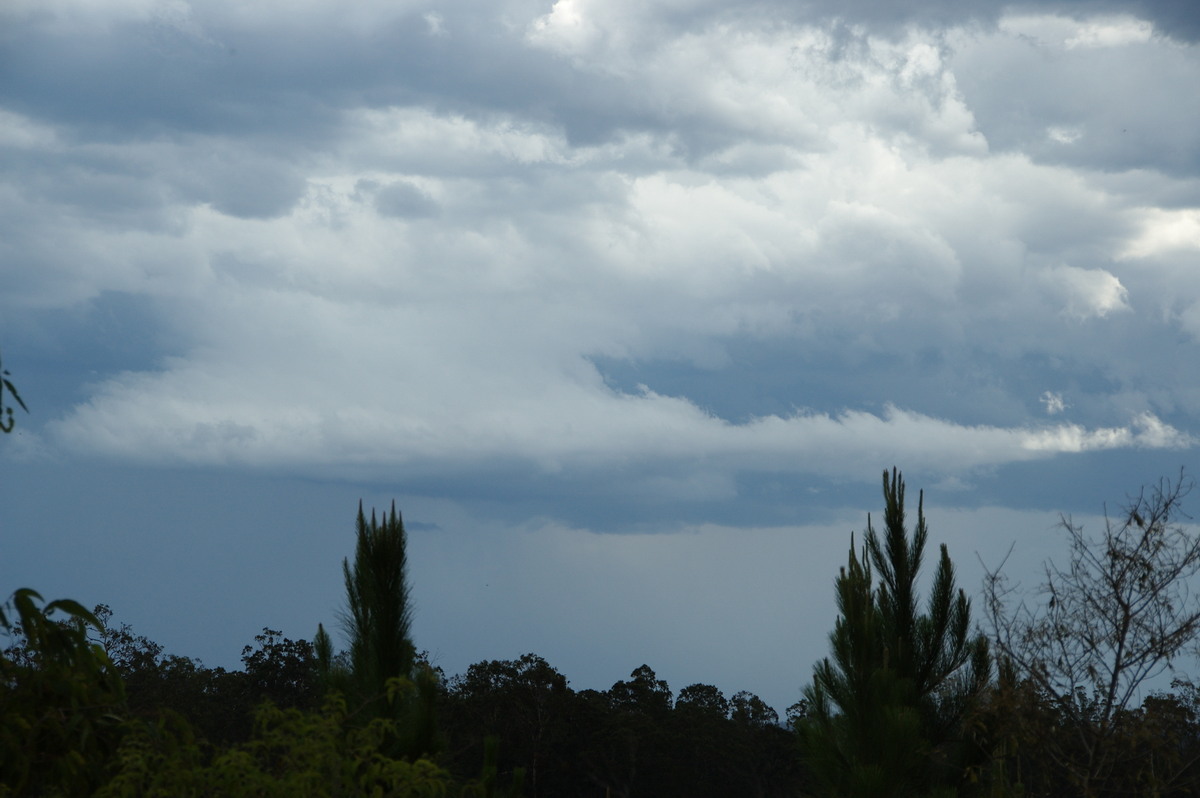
2, 0, 1195, 157
794, 0, 1200, 41
0, 4, 594, 145
0, 0, 1194, 508
949, 16, 1200, 177
1059, 0, 1200, 39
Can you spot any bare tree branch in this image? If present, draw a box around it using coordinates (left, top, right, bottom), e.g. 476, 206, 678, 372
983, 471, 1200, 796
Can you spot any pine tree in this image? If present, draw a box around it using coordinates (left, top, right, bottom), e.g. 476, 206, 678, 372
800, 469, 990, 797
342, 501, 416, 696
334, 501, 439, 759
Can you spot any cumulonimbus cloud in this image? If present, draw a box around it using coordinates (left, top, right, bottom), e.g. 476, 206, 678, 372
6, 3, 1198, 495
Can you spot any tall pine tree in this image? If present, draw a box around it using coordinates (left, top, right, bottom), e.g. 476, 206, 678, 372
800, 469, 990, 798
343, 501, 416, 696
333, 501, 439, 759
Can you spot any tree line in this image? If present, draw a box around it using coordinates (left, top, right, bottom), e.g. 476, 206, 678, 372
2, 503, 801, 796
5, 372, 1200, 798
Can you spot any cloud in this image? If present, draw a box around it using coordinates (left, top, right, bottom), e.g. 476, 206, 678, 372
422, 11, 447, 37
1119, 208, 1200, 260
1047, 126, 1083, 145
1019, 412, 1191, 452
0, 109, 59, 149
46, 326, 1192, 487
1040, 391, 1068, 415
527, 0, 605, 62
950, 14, 1200, 174
1064, 15, 1154, 48
368, 180, 440, 218
5, 4, 1199, 503
1038, 265, 1130, 319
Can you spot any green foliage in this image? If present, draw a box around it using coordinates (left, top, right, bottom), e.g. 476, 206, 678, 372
609, 663, 673, 715
97, 692, 452, 798
316, 621, 358, 703
343, 502, 416, 700
973, 671, 1200, 798
93, 607, 319, 748
444, 654, 571, 796
0, 348, 28, 434
676, 683, 731, 719
731, 690, 780, 729
240, 628, 320, 712
315, 622, 335, 680
800, 469, 991, 798
333, 501, 440, 760
459, 737, 525, 798
1, 588, 127, 796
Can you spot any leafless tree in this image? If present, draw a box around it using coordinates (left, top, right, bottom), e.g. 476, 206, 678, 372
983, 471, 1200, 796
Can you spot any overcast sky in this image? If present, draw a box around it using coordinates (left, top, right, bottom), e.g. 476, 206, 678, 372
3, 0, 1200, 714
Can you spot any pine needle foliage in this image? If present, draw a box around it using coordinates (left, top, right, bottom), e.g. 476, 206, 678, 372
800, 469, 991, 798
337, 501, 439, 760
342, 501, 416, 702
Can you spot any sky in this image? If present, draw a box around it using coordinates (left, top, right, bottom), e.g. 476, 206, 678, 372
2, 0, 1200, 715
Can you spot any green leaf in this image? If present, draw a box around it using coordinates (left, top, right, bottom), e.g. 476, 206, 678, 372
44, 598, 101, 629
2, 378, 28, 413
